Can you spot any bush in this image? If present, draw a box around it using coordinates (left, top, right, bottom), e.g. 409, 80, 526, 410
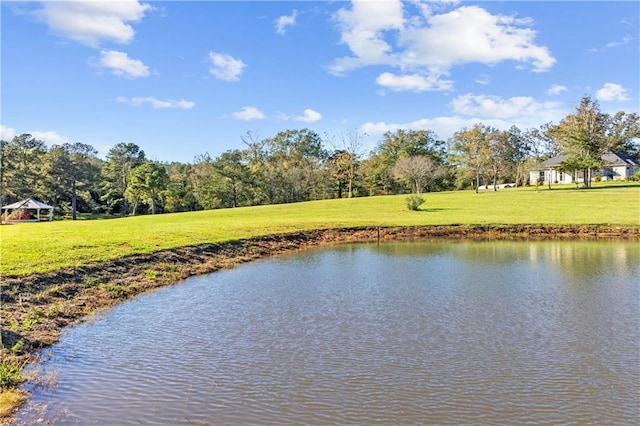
0, 358, 26, 391
405, 195, 425, 211
630, 170, 640, 182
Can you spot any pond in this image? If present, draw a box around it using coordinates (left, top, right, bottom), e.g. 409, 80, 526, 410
18, 240, 640, 424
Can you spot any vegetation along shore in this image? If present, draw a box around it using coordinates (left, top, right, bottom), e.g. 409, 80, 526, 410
1, 186, 640, 422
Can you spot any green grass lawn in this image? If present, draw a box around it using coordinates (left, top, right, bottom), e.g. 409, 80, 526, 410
1, 184, 639, 277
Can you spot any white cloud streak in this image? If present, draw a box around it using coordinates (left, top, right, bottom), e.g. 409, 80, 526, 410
116, 96, 195, 109
1, 125, 16, 141
33, 0, 153, 47
596, 83, 630, 102
28, 130, 69, 145
376, 72, 453, 92
360, 93, 567, 141
547, 84, 568, 95
99, 50, 149, 78
232, 106, 265, 121
451, 94, 563, 119
294, 109, 322, 123
275, 10, 297, 35
0, 125, 69, 145
208, 52, 246, 81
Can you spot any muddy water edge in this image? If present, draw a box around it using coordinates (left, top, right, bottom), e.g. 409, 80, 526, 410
1, 224, 639, 423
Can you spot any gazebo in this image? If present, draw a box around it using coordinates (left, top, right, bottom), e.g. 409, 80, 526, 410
2, 198, 54, 223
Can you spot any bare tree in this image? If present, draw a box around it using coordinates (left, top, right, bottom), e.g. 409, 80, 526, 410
326, 128, 365, 198
392, 155, 443, 194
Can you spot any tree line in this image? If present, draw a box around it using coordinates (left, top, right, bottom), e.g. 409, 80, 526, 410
1, 97, 638, 218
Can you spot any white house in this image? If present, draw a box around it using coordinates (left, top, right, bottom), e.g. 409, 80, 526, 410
529, 151, 640, 185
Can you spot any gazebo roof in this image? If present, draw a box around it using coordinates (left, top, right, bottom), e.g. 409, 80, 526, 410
2, 198, 54, 210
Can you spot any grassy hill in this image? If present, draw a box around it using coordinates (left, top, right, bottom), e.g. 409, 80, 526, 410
1, 184, 639, 277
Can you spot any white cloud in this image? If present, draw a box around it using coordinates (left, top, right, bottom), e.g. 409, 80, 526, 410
275, 10, 297, 35
360, 93, 567, 142
474, 74, 490, 85
547, 84, 568, 95
1, 125, 16, 141
451, 94, 563, 120
329, 0, 404, 75
596, 83, 630, 102
294, 109, 322, 123
376, 72, 453, 92
0, 127, 70, 145
360, 116, 497, 142
590, 35, 632, 52
208, 52, 246, 81
606, 35, 632, 48
33, 0, 152, 47
99, 50, 149, 78
330, 1, 555, 91
399, 6, 555, 72
232, 106, 265, 121
28, 130, 69, 146
116, 96, 195, 109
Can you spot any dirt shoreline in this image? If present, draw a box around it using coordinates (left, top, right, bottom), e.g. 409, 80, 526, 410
1, 224, 639, 422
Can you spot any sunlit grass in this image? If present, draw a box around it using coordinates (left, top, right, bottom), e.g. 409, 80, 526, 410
1, 184, 638, 277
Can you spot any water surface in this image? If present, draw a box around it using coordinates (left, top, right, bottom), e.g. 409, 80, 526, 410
19, 240, 640, 424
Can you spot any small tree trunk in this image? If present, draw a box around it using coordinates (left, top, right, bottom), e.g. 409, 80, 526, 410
232, 181, 238, 208
72, 181, 77, 220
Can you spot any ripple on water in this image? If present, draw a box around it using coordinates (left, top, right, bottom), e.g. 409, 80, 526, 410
18, 241, 640, 425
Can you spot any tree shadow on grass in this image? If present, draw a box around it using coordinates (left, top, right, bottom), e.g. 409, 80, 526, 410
543, 183, 640, 191
415, 208, 454, 213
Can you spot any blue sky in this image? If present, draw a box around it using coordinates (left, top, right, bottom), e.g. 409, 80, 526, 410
2, 1, 638, 163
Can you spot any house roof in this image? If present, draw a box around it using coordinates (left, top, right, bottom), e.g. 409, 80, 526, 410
601, 151, 640, 166
541, 151, 640, 168
2, 198, 54, 210
541, 154, 569, 168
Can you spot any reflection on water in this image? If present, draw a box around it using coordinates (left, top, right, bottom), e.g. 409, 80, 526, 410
19, 240, 640, 424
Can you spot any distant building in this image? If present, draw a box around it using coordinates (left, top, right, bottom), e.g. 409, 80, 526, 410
529, 151, 640, 185
2, 198, 54, 222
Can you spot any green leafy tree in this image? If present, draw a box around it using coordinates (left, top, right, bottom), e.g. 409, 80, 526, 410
606, 111, 640, 159
45, 142, 100, 219
212, 150, 252, 208
190, 153, 224, 209
551, 97, 608, 188
0, 134, 48, 205
367, 129, 446, 194
163, 162, 197, 212
255, 129, 328, 204
450, 123, 495, 193
100, 143, 146, 215
327, 149, 359, 198
125, 162, 170, 215
500, 126, 532, 187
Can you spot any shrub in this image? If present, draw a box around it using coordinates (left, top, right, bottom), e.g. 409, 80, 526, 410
406, 195, 425, 211
630, 170, 640, 182
0, 358, 27, 391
